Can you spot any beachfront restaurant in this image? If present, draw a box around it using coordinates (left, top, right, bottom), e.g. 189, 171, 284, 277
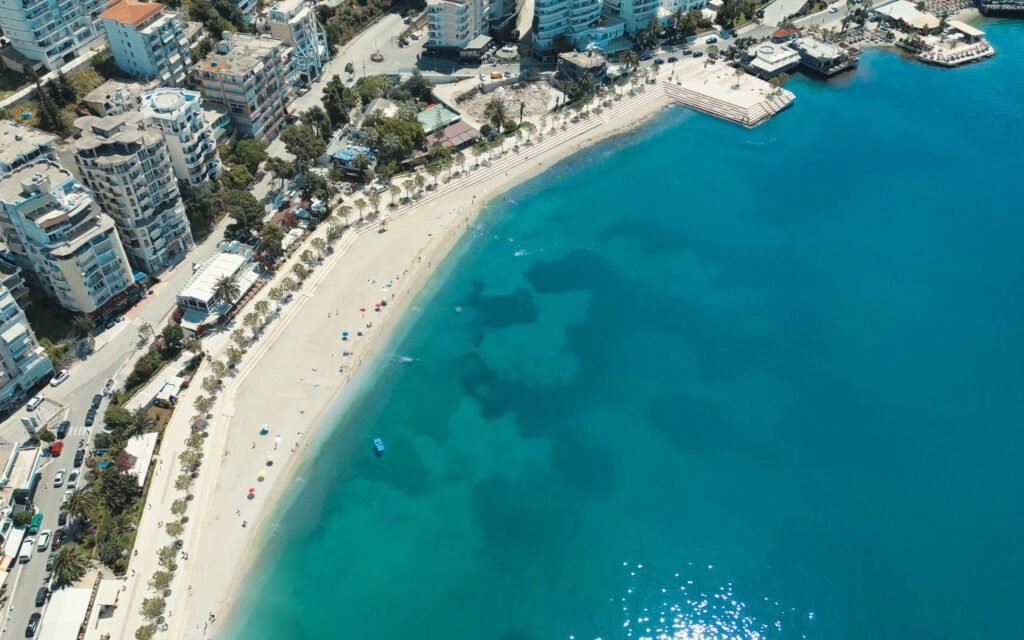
175, 242, 259, 335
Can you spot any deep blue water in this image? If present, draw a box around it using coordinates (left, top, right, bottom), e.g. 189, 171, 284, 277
227, 20, 1024, 640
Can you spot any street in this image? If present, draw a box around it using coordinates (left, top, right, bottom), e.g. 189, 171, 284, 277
0, 223, 227, 637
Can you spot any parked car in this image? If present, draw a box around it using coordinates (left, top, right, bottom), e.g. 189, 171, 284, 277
693, 51, 704, 58
45, 552, 56, 571
296, 85, 311, 96
58, 511, 67, 526
37, 530, 51, 551
19, 538, 34, 563
682, 49, 693, 55
66, 471, 78, 489
49, 441, 63, 457
34, 587, 47, 607
503, 70, 513, 78
26, 395, 43, 411
51, 528, 64, 551
84, 409, 96, 427
654, 58, 664, 65
26, 612, 40, 637
73, 449, 85, 468
53, 469, 65, 487
49, 369, 69, 387
668, 56, 678, 63
706, 36, 718, 43
829, 6, 839, 12
91, 394, 102, 409
56, 420, 69, 439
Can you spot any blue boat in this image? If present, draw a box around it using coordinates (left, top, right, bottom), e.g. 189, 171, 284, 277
373, 438, 385, 455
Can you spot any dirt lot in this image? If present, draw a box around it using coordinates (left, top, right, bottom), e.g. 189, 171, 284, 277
457, 81, 559, 128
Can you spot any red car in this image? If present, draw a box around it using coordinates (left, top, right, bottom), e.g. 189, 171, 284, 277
49, 441, 63, 457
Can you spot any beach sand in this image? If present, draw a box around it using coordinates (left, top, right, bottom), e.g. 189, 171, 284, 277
94, 71, 701, 640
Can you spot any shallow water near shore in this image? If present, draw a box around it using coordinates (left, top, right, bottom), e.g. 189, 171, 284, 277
225, 20, 1024, 640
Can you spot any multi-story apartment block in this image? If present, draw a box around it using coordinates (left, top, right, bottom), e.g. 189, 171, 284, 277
192, 32, 292, 143
489, 0, 522, 34
268, 0, 328, 86
0, 0, 103, 71
72, 112, 194, 275
605, 0, 659, 34
0, 260, 29, 306
530, 0, 613, 55
0, 162, 136, 316
98, 0, 192, 86
0, 283, 53, 412
139, 87, 222, 188
235, 0, 256, 18
0, 121, 57, 178
426, 0, 489, 51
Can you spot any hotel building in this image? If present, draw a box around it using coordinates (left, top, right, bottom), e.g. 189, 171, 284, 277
193, 32, 291, 143
98, 0, 192, 87
139, 88, 222, 188
426, 0, 489, 51
0, 284, 53, 412
72, 112, 194, 274
0, 162, 136, 316
0, 0, 103, 71
0, 121, 57, 178
267, 0, 328, 86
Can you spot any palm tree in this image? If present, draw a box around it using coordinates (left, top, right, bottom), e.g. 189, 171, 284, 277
280, 276, 297, 292
51, 545, 88, 586
403, 180, 415, 201
65, 489, 98, 524
388, 184, 401, 207
368, 192, 381, 215
733, 66, 744, 89
453, 151, 466, 174
254, 299, 270, 321
182, 337, 203, 355
425, 163, 441, 188
242, 312, 260, 337
300, 250, 316, 267
193, 395, 213, 415
621, 50, 640, 72
325, 222, 344, 244
291, 263, 310, 281
212, 276, 240, 307
311, 237, 326, 259
126, 407, 153, 438
210, 360, 228, 378
226, 346, 243, 368
335, 204, 352, 223
483, 96, 508, 133
267, 286, 284, 310
354, 198, 367, 223
414, 174, 426, 194
137, 322, 153, 343
230, 328, 246, 347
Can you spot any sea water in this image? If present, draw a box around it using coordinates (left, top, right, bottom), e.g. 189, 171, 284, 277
226, 20, 1024, 640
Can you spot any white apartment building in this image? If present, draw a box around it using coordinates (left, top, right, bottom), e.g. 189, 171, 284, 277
192, 33, 292, 143
72, 112, 194, 275
604, 0, 659, 34
139, 88, 222, 188
0, 162, 136, 315
426, 0, 489, 51
98, 0, 192, 86
530, 0, 607, 53
0, 0, 103, 71
268, 0, 328, 86
0, 284, 53, 412
0, 121, 56, 178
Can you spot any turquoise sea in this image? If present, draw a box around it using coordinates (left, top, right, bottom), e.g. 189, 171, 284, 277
226, 20, 1024, 640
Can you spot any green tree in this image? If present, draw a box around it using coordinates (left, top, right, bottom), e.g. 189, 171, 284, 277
267, 287, 284, 310
301, 106, 334, 141
405, 69, 435, 102
311, 237, 327, 259
213, 276, 240, 307
150, 570, 172, 591
65, 488, 98, 524
266, 156, 294, 189
71, 314, 95, 338
52, 545, 88, 586
260, 223, 286, 261
291, 263, 310, 281
136, 625, 156, 640
193, 395, 213, 415
127, 407, 154, 438
98, 467, 142, 515
140, 597, 166, 620
182, 337, 203, 355
280, 125, 327, 165
354, 199, 367, 222
280, 276, 298, 292
483, 97, 508, 133
11, 511, 32, 527
229, 137, 268, 174
226, 346, 243, 368
104, 404, 133, 431
37, 427, 55, 443
254, 299, 271, 320
223, 190, 265, 239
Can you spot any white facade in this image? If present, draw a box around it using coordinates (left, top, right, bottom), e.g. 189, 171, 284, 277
139, 88, 222, 188
605, 0, 659, 33
0, 0, 103, 71
0, 121, 56, 178
0, 285, 53, 412
268, 0, 328, 86
531, 0, 605, 52
72, 112, 194, 275
426, 0, 489, 50
99, 0, 192, 87
0, 162, 135, 315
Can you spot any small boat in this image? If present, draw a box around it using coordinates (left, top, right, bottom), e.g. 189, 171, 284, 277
373, 438, 385, 455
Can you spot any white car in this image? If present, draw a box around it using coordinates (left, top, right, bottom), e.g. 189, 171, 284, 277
49, 369, 69, 387
66, 470, 79, 489
19, 538, 34, 563
36, 530, 50, 551
829, 6, 839, 12
53, 469, 66, 488
26, 395, 43, 411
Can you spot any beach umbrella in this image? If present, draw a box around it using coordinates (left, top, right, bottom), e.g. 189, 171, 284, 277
248, 488, 255, 499
359, 307, 366, 312
257, 470, 266, 481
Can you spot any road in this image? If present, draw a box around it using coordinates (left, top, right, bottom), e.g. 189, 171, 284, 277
761, 0, 812, 26
0, 222, 227, 638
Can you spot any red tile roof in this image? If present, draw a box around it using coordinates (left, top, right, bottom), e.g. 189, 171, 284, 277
98, 0, 164, 26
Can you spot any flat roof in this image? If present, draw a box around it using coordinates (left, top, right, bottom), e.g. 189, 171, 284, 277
948, 19, 984, 37
178, 252, 248, 304
194, 33, 287, 77
0, 121, 55, 168
466, 34, 492, 50
38, 586, 93, 640
875, 0, 941, 28
559, 50, 607, 68
98, 0, 165, 26
123, 432, 158, 487
791, 36, 844, 60
417, 104, 460, 132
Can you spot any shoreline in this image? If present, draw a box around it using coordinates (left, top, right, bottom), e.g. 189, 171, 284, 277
101, 80, 681, 640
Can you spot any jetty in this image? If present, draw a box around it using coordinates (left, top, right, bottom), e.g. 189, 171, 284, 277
656, 59, 795, 127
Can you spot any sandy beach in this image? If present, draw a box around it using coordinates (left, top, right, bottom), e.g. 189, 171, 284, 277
92, 65, 750, 640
